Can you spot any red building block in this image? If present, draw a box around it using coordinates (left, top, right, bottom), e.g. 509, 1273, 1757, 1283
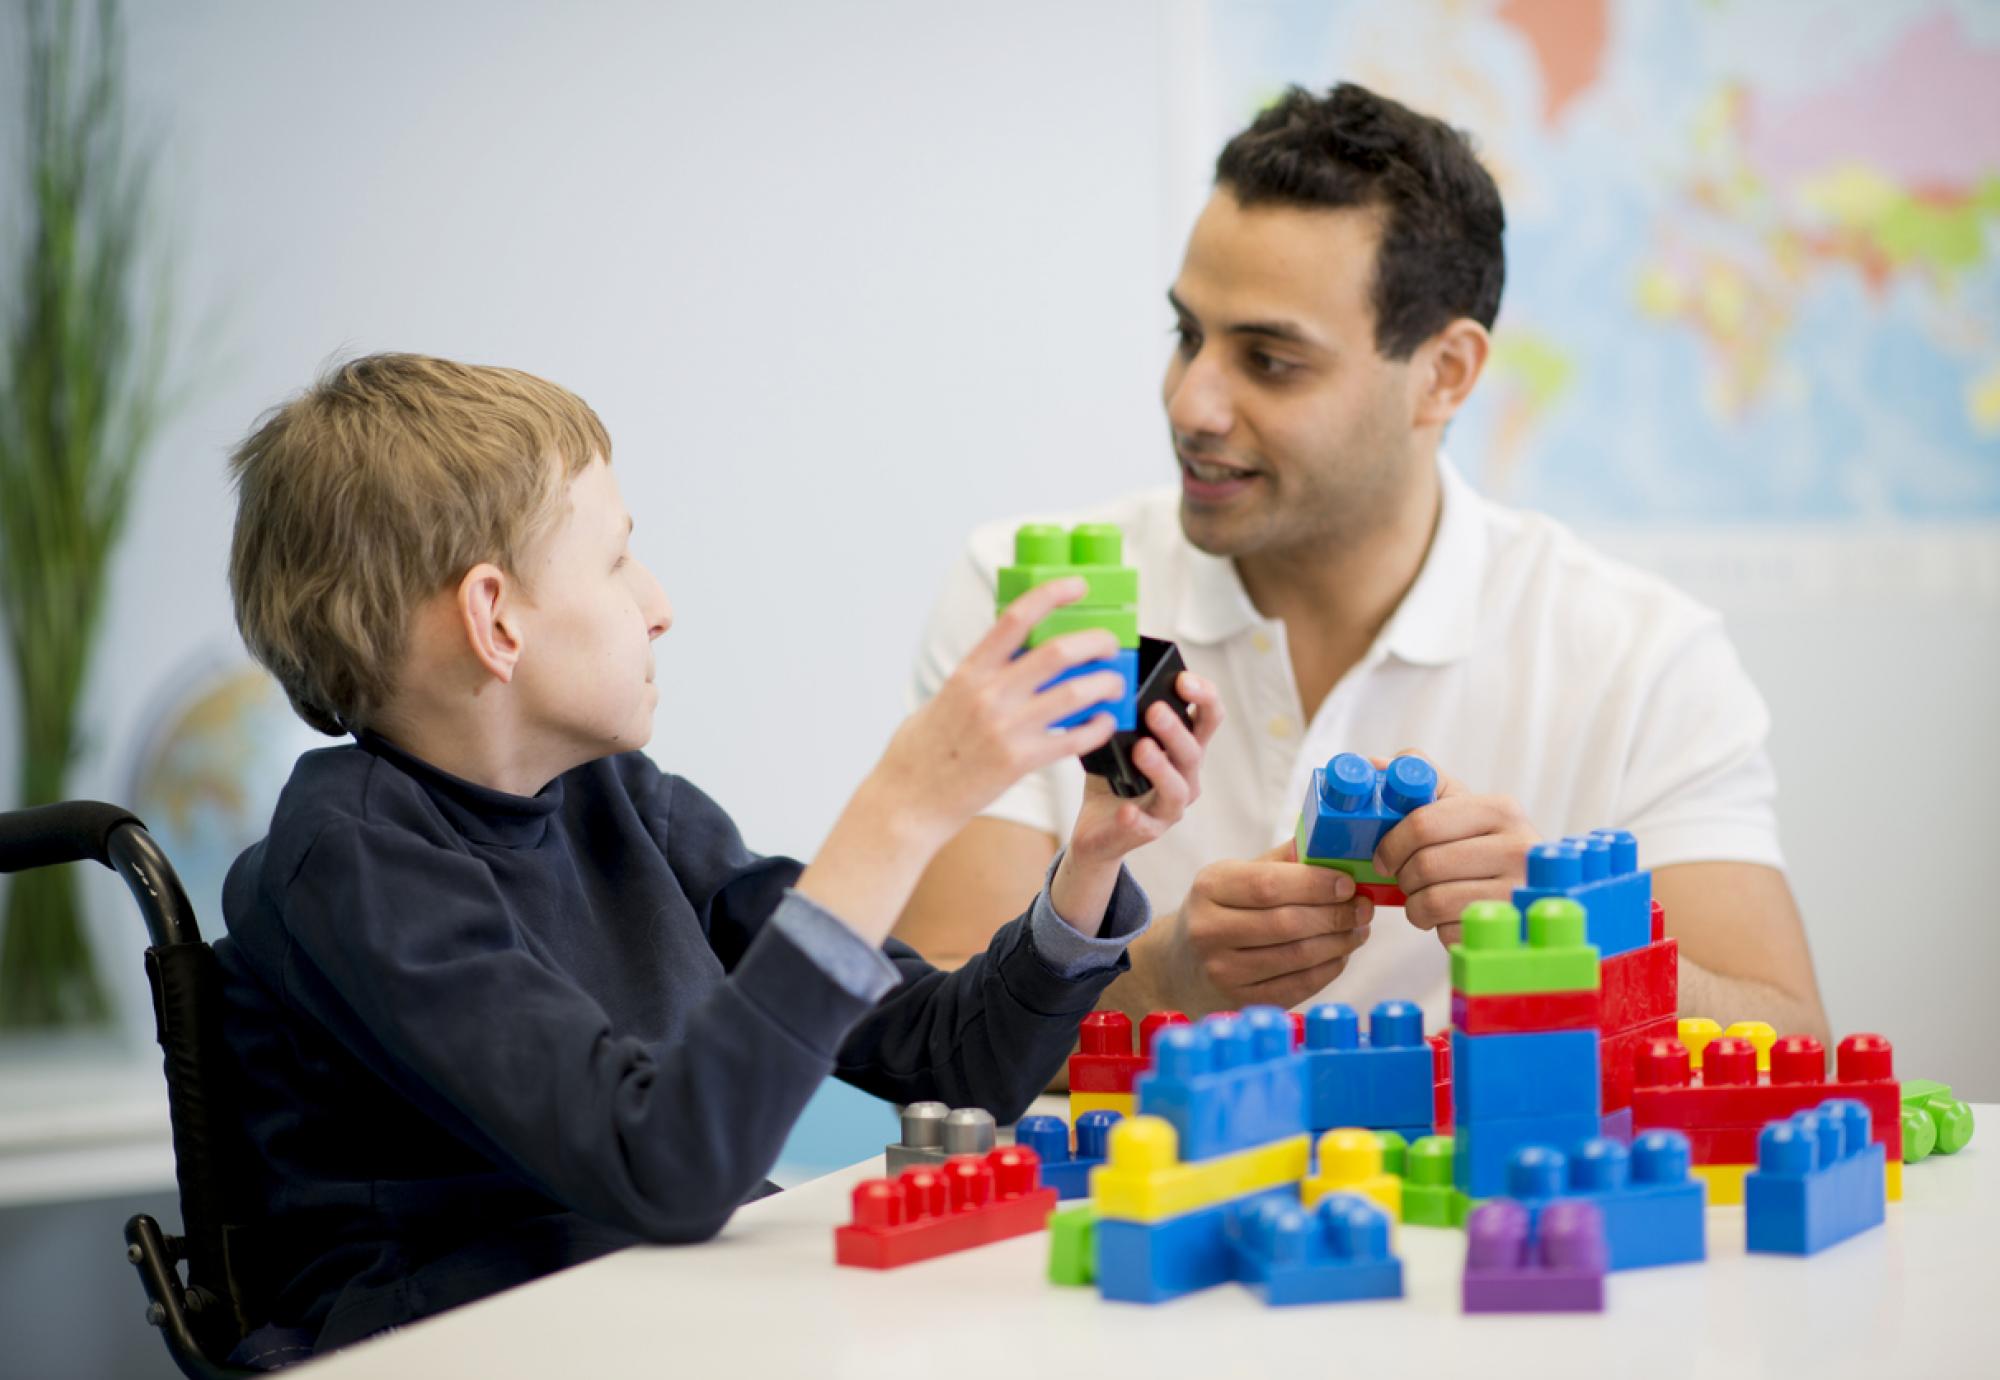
835, 1146, 1058, 1269
1430, 1031, 1453, 1132
1601, 1016, 1679, 1113
1451, 987, 1601, 1035
1631, 1033, 1902, 1160
1650, 898, 1665, 943
1067, 1010, 1190, 1093
1356, 881, 1408, 907
1599, 937, 1678, 1034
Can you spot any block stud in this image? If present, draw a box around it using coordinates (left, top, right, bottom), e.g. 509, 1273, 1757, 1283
1370, 999, 1423, 1048
1636, 1037, 1692, 1089
1458, 900, 1522, 950
1836, 1033, 1894, 1083
1321, 752, 1375, 813
900, 1101, 949, 1150
1079, 1011, 1132, 1056
1770, 1034, 1827, 1085
1568, 1137, 1628, 1193
1013, 1116, 1069, 1165
1631, 1130, 1690, 1184
1381, 755, 1438, 814
1407, 1135, 1454, 1186
1704, 1037, 1757, 1086
1306, 1003, 1361, 1050
1526, 896, 1587, 948
1525, 841, 1583, 890
1506, 1144, 1568, 1201
1069, 522, 1123, 566
1075, 1109, 1121, 1158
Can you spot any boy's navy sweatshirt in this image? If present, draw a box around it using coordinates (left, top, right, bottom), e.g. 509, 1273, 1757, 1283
214, 732, 1149, 1351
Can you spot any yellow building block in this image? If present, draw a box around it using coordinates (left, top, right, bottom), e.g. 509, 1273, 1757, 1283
1886, 1157, 1902, 1203
1068, 1091, 1134, 1122
1679, 1018, 1722, 1069
1692, 1162, 1748, 1206
1301, 1129, 1402, 1220
1089, 1116, 1309, 1222
1723, 1021, 1778, 1073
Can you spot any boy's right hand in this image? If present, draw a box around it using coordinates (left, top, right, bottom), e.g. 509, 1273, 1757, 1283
866, 577, 1124, 846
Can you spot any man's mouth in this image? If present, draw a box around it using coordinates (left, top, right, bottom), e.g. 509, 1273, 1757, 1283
1179, 451, 1261, 498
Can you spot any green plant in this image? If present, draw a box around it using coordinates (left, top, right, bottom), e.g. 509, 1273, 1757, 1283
0, 0, 171, 1028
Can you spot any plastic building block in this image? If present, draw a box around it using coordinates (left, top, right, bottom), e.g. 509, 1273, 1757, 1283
1303, 1001, 1434, 1131
1015, 1110, 1120, 1200
885, 1103, 995, 1177
1372, 1130, 1408, 1176
1451, 987, 1600, 1036
1302, 1129, 1402, 1218
1069, 1090, 1134, 1122
1632, 1032, 1903, 1160
1692, 1162, 1749, 1206
1510, 830, 1652, 958
1901, 1079, 1975, 1161
1724, 1021, 1778, 1072
1599, 1106, 1633, 1144
1047, 1203, 1096, 1285
1403, 1136, 1469, 1227
1558, 1134, 1706, 1270
1229, 1193, 1404, 1306
1089, 1114, 1309, 1222
1449, 898, 1600, 997
1599, 937, 1679, 1033
997, 523, 1139, 647
1600, 1015, 1679, 1113
1745, 1099, 1887, 1255
1462, 1198, 1607, 1313
1351, 879, 1411, 907
1094, 1186, 1296, 1304
1651, 898, 1665, 942
1135, 1008, 1308, 1162
836, 1146, 1058, 1269
1887, 1159, 1902, 1201
1078, 636, 1197, 799
1042, 648, 1138, 730
1430, 1031, 1452, 1132
1451, 1029, 1601, 1122
1453, 1112, 1603, 1198
1068, 1010, 1192, 1093
1295, 752, 1439, 864
1678, 1018, 1722, 1068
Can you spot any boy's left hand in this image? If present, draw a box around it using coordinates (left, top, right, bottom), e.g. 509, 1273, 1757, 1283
1368, 751, 1542, 948
1066, 672, 1223, 866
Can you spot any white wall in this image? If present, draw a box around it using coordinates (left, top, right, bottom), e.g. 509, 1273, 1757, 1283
3, 0, 1995, 1098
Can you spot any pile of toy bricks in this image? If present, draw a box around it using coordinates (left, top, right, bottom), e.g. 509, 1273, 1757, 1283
1054, 1006, 1407, 1306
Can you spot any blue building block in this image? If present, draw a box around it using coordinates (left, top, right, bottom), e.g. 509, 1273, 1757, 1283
1746, 1099, 1887, 1255
1450, 1029, 1602, 1123
1510, 831, 1652, 958
1454, 1112, 1603, 1198
1227, 1193, 1404, 1306
1095, 1187, 1297, 1304
1303, 1001, 1434, 1132
1297, 753, 1438, 862
1503, 1136, 1705, 1271
1136, 1008, 1308, 1162
1040, 647, 1138, 730
1014, 1110, 1121, 1201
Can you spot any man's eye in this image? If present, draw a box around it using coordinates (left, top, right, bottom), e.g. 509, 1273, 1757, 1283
1171, 323, 1200, 354
1251, 352, 1297, 378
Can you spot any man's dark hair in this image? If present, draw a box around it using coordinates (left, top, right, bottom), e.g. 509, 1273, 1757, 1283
1215, 82, 1506, 359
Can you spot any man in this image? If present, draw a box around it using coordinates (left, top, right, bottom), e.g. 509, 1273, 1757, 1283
896, 83, 1827, 1043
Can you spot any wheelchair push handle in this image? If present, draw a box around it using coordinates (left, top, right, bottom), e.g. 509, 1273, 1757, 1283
0, 800, 144, 873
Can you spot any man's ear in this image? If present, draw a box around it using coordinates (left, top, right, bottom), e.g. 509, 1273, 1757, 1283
458, 562, 523, 684
1411, 318, 1491, 431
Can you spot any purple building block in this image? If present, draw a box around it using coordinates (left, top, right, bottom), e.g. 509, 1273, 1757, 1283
1462, 1198, 1607, 1313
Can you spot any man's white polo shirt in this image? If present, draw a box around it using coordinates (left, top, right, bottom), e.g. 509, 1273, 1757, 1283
910, 457, 1785, 1026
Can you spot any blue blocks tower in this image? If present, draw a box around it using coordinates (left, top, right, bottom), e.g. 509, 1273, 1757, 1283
1136, 1008, 1307, 1161
1745, 1099, 1886, 1255
1303, 1001, 1433, 1132
1511, 831, 1652, 958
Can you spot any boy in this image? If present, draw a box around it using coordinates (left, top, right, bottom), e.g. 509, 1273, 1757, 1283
213, 354, 1221, 1355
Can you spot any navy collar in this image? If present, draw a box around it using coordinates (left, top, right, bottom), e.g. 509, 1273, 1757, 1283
356, 731, 563, 848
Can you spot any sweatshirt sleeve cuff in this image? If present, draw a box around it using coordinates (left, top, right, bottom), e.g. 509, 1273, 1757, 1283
769, 888, 902, 1005
1025, 850, 1153, 980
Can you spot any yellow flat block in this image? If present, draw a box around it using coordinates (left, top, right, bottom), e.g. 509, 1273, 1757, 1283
1693, 1162, 1748, 1206
1886, 1157, 1902, 1203
1069, 1091, 1134, 1121
1090, 1117, 1310, 1222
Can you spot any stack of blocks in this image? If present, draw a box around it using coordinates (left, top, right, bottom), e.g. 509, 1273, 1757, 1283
1294, 753, 1438, 905
1068, 1010, 1190, 1122
997, 523, 1194, 798
1084, 1007, 1403, 1306
1745, 1099, 1887, 1254
1632, 1028, 1904, 1206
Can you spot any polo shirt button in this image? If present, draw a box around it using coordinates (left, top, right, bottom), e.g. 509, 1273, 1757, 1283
1251, 631, 1274, 654
1267, 715, 1293, 740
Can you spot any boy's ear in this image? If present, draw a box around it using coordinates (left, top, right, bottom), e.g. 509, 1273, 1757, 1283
459, 563, 523, 684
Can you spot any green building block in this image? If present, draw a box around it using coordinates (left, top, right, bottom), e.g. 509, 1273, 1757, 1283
1296, 848, 1398, 888
1046, 1203, 1097, 1286
1372, 1129, 1409, 1176
998, 523, 1140, 649
1902, 1079, 1975, 1162
1402, 1135, 1472, 1227
1448, 897, 1600, 997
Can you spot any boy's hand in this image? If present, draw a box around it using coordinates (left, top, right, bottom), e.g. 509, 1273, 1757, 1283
866, 577, 1125, 848
1066, 673, 1223, 866
1049, 673, 1223, 935
1369, 751, 1542, 947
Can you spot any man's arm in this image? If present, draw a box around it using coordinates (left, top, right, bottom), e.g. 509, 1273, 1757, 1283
1656, 860, 1830, 1049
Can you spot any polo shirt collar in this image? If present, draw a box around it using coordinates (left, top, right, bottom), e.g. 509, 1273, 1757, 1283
1168, 453, 1485, 667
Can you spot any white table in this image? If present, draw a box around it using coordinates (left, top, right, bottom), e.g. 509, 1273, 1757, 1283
307, 1109, 1992, 1380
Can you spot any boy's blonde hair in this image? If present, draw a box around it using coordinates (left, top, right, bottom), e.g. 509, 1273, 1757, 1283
227, 353, 611, 735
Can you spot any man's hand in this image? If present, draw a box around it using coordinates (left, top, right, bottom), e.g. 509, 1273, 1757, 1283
1369, 752, 1541, 947
1145, 838, 1374, 1013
